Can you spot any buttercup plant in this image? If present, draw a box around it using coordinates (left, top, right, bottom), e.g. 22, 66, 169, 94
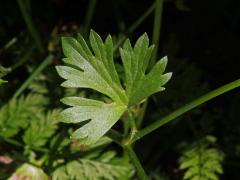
56, 30, 171, 146
56, 30, 240, 179
1, 0, 240, 179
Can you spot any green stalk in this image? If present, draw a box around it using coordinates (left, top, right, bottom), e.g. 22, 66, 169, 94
122, 109, 138, 145
83, 0, 97, 35
122, 111, 147, 179
124, 145, 148, 180
136, 100, 148, 128
113, 2, 156, 52
13, 54, 53, 98
149, 0, 164, 68
130, 79, 240, 143
17, 0, 44, 53
128, 109, 138, 138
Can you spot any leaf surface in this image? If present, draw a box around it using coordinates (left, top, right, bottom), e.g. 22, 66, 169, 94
57, 30, 171, 145
59, 97, 125, 145
23, 110, 59, 148
52, 150, 134, 180
0, 94, 47, 138
120, 34, 172, 105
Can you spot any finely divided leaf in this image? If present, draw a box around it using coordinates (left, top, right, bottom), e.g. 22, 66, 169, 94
23, 110, 59, 148
179, 136, 224, 180
52, 150, 134, 180
0, 94, 47, 138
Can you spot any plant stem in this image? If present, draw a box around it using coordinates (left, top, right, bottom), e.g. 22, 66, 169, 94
13, 54, 54, 98
17, 0, 44, 53
128, 109, 138, 137
149, 0, 164, 68
136, 100, 148, 128
113, 2, 156, 52
124, 145, 148, 180
122, 110, 138, 145
130, 79, 240, 143
83, 0, 97, 35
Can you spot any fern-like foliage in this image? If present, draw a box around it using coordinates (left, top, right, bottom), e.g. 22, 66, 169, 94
179, 136, 224, 180
23, 110, 59, 148
0, 94, 47, 138
56, 30, 172, 145
52, 151, 134, 180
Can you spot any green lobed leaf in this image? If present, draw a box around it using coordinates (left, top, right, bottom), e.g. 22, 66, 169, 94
120, 34, 172, 105
56, 30, 171, 145
59, 97, 125, 145
56, 31, 127, 105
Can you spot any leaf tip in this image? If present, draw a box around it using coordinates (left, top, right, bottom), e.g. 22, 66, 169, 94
61, 36, 69, 45
105, 34, 112, 43
57, 111, 67, 123
90, 29, 95, 34
143, 32, 148, 38
138, 32, 149, 44
55, 65, 61, 74
60, 97, 66, 104
89, 29, 99, 38
162, 56, 168, 63
163, 72, 173, 83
